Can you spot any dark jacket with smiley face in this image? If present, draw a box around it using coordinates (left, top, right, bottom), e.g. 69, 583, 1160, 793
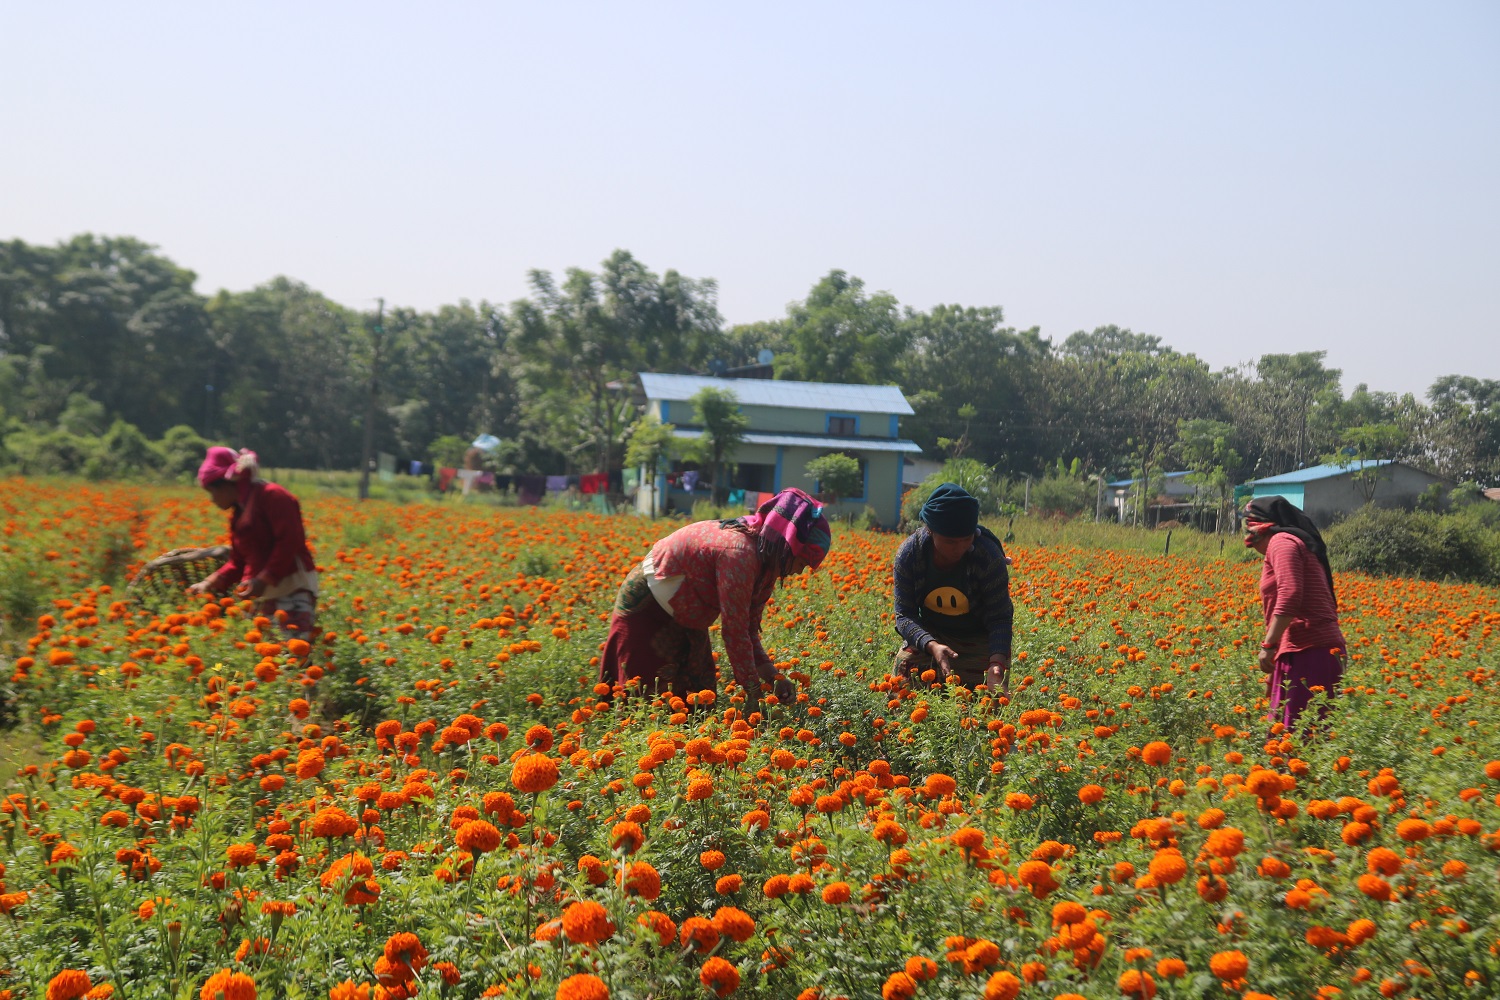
892, 524, 1013, 658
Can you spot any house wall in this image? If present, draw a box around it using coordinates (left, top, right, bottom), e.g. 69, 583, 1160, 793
657, 400, 898, 438
776, 446, 904, 528
1300, 466, 1446, 526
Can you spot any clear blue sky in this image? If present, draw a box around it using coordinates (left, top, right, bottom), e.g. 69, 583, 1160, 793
3, 3, 1495, 397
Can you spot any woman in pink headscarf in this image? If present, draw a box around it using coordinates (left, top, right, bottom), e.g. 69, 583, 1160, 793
597, 487, 832, 718
188, 447, 319, 633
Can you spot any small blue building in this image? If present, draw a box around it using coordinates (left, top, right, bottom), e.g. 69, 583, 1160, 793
1248, 461, 1447, 526
636, 373, 921, 526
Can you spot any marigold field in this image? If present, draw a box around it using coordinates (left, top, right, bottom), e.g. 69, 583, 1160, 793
2, 479, 1499, 1000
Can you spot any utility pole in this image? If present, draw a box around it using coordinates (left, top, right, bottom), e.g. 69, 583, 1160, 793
358, 298, 385, 501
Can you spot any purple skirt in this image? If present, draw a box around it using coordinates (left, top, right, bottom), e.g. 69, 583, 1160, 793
1267, 647, 1344, 728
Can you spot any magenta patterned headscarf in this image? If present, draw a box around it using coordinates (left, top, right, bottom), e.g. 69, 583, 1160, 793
740, 487, 831, 568
198, 447, 260, 488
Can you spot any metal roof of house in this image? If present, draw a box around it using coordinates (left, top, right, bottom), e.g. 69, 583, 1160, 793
639, 372, 914, 415
1106, 471, 1193, 488
672, 428, 922, 454
1251, 460, 1393, 485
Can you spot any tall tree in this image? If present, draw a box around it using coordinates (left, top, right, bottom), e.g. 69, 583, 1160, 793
690, 386, 748, 503
774, 271, 908, 384
900, 305, 1050, 471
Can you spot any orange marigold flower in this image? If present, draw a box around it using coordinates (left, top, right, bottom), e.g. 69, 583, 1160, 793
510, 754, 559, 794
47, 971, 93, 1000
1148, 851, 1187, 885
700, 850, 727, 871
763, 874, 791, 898
923, 773, 957, 798
1117, 969, 1157, 998
1204, 828, 1245, 859
1016, 860, 1058, 898
1155, 958, 1187, 978
680, 916, 720, 952
1005, 792, 1034, 811
699, 957, 740, 998
310, 807, 357, 839
555, 973, 609, 1000
1357, 874, 1392, 901
610, 821, 645, 854
200, 970, 256, 1000
1395, 819, 1431, 842
618, 861, 661, 900
1347, 918, 1377, 945
1208, 950, 1249, 981
1141, 742, 1172, 766
905, 956, 938, 981
455, 819, 501, 854
225, 843, 259, 868
1366, 847, 1403, 876
1257, 856, 1291, 879
821, 881, 852, 905
716, 874, 743, 894
711, 905, 755, 943
637, 909, 677, 946
561, 901, 615, 945
882, 972, 918, 1000
963, 939, 1000, 974
1078, 784, 1105, 804
982, 970, 1021, 999
383, 932, 428, 973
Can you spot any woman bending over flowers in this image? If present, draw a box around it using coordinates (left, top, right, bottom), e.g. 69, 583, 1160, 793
189, 447, 319, 634
598, 487, 830, 716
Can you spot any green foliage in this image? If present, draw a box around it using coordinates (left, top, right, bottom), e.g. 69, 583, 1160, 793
3, 234, 1498, 492
804, 453, 863, 504
690, 386, 748, 502
1026, 471, 1094, 516
1325, 504, 1500, 584
900, 458, 1003, 525
427, 434, 469, 469
774, 270, 909, 384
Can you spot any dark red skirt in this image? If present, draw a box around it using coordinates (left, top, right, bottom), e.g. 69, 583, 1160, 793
597, 562, 715, 699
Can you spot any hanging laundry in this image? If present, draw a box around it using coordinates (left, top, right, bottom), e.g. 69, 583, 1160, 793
545, 475, 568, 493
518, 475, 546, 505
438, 467, 458, 492
622, 468, 640, 492
456, 469, 482, 495
494, 474, 513, 492
727, 489, 745, 506
681, 470, 700, 492
409, 459, 423, 476
581, 473, 608, 495
476, 472, 495, 489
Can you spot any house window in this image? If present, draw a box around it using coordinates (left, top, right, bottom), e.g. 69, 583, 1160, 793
827, 414, 857, 436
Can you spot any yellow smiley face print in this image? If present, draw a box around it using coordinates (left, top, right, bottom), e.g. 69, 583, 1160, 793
924, 587, 969, 616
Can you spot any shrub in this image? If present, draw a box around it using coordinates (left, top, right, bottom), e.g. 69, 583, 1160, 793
901, 459, 1003, 526
1027, 474, 1095, 517
1326, 505, 1500, 585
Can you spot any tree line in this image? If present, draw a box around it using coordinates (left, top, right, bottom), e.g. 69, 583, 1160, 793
1, 234, 1496, 494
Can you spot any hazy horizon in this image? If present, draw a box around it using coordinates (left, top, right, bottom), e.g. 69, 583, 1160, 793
4, 2, 1495, 397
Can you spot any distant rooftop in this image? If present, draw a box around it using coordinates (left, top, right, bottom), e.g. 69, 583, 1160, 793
1107, 471, 1193, 488
639, 372, 914, 415
1251, 460, 1393, 485
672, 428, 922, 454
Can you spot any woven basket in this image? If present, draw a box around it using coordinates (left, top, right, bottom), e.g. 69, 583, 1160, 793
127, 546, 231, 603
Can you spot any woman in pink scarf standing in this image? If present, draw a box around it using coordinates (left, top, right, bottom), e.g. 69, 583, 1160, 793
1243, 495, 1345, 728
188, 447, 319, 634
598, 488, 832, 718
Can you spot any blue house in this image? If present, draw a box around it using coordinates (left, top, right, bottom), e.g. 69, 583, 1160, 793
1249, 461, 1447, 526
636, 373, 921, 526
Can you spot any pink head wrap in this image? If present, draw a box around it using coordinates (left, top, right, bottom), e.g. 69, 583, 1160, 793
740, 487, 831, 569
198, 447, 259, 487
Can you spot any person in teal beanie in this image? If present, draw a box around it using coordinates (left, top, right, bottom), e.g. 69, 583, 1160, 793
892, 483, 1013, 691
